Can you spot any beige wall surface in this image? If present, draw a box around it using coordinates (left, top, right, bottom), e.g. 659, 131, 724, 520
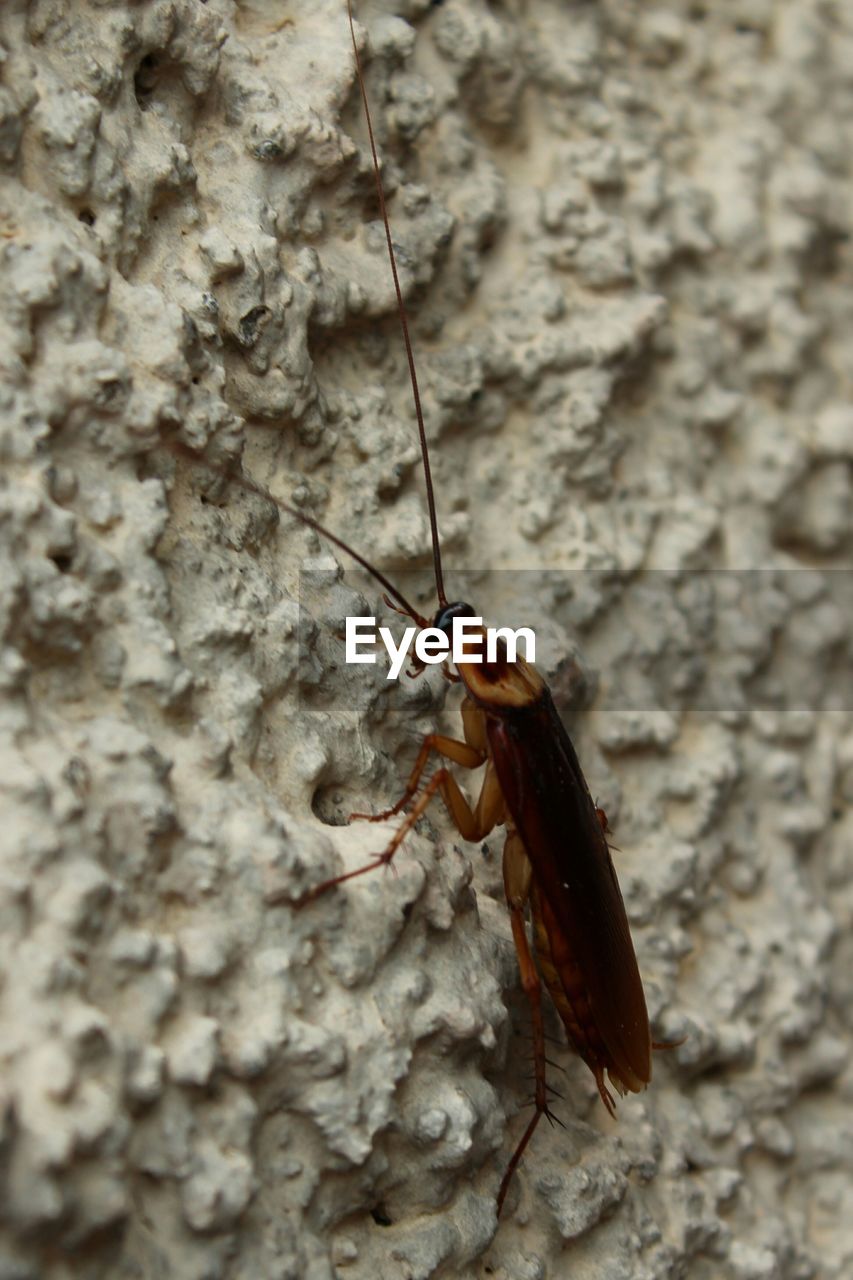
0, 2, 851, 1277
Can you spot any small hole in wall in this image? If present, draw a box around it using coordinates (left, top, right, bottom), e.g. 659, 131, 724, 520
479, 227, 497, 253
50, 553, 74, 574
78, 208, 96, 226
134, 52, 160, 108
311, 786, 349, 827
370, 1204, 393, 1227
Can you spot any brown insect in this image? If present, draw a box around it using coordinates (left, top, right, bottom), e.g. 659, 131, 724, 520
290, 2, 656, 1216
176, 0, 659, 1217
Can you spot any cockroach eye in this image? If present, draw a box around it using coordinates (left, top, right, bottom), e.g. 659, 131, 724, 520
433, 601, 476, 634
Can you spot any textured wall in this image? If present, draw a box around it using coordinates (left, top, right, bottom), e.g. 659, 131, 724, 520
1, 1, 851, 1277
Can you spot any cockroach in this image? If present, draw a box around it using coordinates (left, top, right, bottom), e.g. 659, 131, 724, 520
178, 0, 658, 1217
301, 1, 657, 1216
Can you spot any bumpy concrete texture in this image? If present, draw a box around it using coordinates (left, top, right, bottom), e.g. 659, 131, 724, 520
1, 0, 851, 1277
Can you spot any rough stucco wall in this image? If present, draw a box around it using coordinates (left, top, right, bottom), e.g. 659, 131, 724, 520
1, 0, 852, 1277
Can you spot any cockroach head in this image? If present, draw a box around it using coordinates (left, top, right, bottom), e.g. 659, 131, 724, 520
402, 601, 476, 680
433, 601, 476, 634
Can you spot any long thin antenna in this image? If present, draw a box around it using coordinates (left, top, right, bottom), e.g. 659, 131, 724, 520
168, 442, 429, 628
346, 0, 447, 608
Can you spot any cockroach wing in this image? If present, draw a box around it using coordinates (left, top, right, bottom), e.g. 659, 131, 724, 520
486, 689, 652, 1092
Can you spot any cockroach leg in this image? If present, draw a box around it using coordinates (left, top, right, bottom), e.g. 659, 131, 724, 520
298, 769, 454, 906
651, 1036, 686, 1051
381, 592, 407, 616
436, 759, 504, 842
592, 1066, 618, 1118
301, 702, 502, 905
350, 732, 485, 823
594, 806, 623, 852
497, 830, 549, 1217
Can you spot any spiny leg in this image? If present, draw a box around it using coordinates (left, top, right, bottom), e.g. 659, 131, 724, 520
298, 769, 452, 904
350, 732, 484, 823
496, 832, 549, 1217
592, 1065, 618, 1118
298, 702, 502, 905
351, 697, 488, 823
652, 1035, 686, 1051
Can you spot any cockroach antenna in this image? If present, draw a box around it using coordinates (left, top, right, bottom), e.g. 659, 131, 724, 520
167, 441, 429, 629
346, 0, 448, 609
